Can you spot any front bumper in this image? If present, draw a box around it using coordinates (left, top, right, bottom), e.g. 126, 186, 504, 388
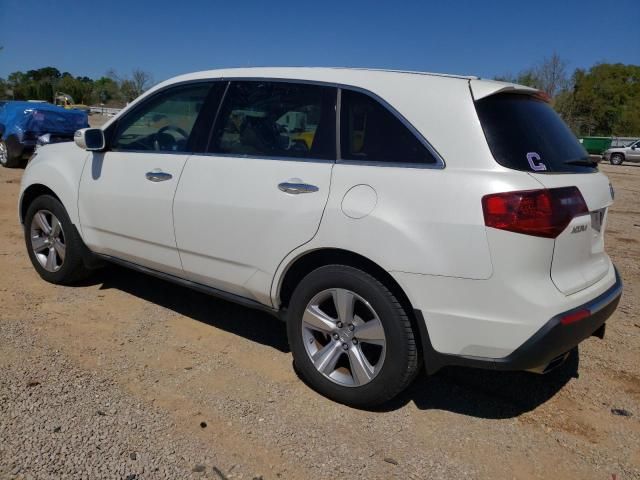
416, 267, 623, 374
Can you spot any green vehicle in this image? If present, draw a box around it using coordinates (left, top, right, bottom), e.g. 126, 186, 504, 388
579, 136, 612, 155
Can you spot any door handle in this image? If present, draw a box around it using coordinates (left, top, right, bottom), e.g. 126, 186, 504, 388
145, 171, 173, 182
278, 182, 319, 194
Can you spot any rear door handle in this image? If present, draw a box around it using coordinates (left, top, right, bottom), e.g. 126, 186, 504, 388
278, 182, 319, 194
145, 170, 173, 182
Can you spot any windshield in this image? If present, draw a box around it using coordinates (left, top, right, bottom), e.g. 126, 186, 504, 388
475, 93, 596, 173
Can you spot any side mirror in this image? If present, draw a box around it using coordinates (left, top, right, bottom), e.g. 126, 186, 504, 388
632, 145, 637, 150
74, 128, 105, 151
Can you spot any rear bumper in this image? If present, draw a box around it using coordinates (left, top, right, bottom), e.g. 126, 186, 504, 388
416, 267, 623, 374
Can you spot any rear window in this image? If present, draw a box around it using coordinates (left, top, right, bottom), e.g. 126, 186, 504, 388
475, 94, 596, 173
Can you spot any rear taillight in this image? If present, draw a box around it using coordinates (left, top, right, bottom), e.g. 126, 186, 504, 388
482, 187, 588, 238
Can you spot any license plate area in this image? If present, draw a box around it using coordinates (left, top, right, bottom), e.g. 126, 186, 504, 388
590, 208, 606, 233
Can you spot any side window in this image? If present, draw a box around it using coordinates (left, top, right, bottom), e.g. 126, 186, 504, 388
209, 81, 336, 160
340, 89, 437, 164
111, 83, 212, 152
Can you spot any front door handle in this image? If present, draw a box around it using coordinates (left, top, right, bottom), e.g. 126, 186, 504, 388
278, 181, 319, 194
145, 170, 173, 182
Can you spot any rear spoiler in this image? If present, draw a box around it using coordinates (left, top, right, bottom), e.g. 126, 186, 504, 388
469, 79, 548, 102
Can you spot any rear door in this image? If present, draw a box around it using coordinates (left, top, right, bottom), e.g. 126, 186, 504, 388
474, 91, 614, 295
173, 80, 337, 304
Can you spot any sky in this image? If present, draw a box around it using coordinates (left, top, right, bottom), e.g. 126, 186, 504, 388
1, 0, 638, 84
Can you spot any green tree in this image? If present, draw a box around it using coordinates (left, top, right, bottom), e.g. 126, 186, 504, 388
557, 63, 640, 136
92, 76, 120, 105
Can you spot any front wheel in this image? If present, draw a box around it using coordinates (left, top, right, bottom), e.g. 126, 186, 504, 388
287, 265, 419, 407
610, 153, 624, 165
24, 195, 93, 285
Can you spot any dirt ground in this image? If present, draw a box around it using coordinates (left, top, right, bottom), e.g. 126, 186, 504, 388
0, 160, 639, 479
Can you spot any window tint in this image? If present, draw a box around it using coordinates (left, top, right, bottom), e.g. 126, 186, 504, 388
340, 89, 437, 164
475, 93, 596, 173
209, 81, 336, 160
112, 83, 212, 152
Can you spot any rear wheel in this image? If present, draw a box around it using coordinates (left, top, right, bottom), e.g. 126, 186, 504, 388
287, 265, 419, 407
610, 153, 624, 165
24, 195, 92, 285
0, 138, 24, 168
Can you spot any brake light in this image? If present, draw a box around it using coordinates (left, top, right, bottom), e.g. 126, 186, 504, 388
482, 187, 588, 238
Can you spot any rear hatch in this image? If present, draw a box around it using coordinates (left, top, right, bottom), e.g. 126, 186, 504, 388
473, 83, 613, 295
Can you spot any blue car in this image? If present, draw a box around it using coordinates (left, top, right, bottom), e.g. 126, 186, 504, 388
0, 101, 89, 168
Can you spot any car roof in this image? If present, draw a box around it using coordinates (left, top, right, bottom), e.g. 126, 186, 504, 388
105, 67, 538, 172
152, 66, 537, 102
170, 66, 479, 83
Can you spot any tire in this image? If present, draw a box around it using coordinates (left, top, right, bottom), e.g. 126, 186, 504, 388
287, 265, 419, 408
610, 153, 624, 165
24, 195, 93, 285
0, 137, 24, 168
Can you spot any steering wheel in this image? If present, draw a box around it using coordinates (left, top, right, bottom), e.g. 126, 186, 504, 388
154, 125, 189, 151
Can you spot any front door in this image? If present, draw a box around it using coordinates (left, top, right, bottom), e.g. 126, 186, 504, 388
173, 80, 337, 304
79, 82, 213, 275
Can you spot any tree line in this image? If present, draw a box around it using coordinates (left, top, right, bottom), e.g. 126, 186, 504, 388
496, 55, 639, 137
1, 59, 638, 137
0, 67, 153, 107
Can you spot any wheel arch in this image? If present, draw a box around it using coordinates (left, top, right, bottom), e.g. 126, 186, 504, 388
276, 247, 425, 366
277, 248, 417, 322
19, 147, 86, 226
20, 184, 62, 224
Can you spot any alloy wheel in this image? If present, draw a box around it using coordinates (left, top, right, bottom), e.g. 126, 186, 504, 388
30, 210, 66, 272
0, 142, 7, 165
301, 288, 386, 387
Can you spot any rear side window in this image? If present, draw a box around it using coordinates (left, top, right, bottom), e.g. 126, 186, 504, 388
340, 89, 437, 165
475, 94, 595, 173
209, 81, 336, 160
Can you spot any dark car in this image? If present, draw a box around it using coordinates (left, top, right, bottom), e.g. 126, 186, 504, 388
0, 101, 89, 168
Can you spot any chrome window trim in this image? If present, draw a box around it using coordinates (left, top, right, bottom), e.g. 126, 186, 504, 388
190, 151, 335, 164
204, 76, 445, 169
111, 76, 447, 169
336, 159, 444, 169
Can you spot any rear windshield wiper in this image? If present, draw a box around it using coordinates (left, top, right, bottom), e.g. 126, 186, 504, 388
563, 158, 598, 167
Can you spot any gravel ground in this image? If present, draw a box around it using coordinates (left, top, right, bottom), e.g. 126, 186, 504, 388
0, 318, 257, 480
0, 162, 639, 479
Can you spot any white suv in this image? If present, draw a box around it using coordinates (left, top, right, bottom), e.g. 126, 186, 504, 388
19, 68, 622, 407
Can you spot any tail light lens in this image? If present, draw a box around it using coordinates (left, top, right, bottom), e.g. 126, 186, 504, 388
482, 187, 588, 238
